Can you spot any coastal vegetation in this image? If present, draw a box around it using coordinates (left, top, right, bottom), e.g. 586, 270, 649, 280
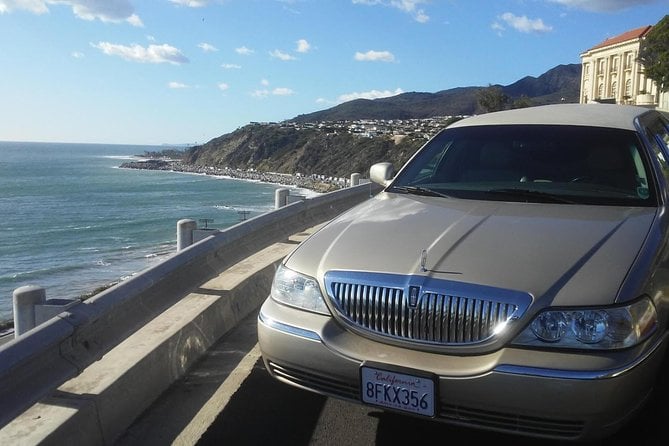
638, 15, 669, 93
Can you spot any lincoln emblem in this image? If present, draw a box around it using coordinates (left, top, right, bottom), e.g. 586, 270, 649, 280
408, 286, 420, 308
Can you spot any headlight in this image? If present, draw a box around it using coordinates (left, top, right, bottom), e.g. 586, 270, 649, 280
514, 297, 657, 350
270, 264, 330, 315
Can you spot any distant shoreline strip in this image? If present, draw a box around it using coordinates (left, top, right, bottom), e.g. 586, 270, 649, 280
119, 159, 346, 193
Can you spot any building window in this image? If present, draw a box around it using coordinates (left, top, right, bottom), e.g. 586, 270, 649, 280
598, 83, 604, 98
625, 79, 632, 98
626, 53, 633, 69
612, 57, 618, 72
611, 81, 618, 98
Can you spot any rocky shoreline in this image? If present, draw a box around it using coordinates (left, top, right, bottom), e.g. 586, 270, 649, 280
119, 159, 347, 193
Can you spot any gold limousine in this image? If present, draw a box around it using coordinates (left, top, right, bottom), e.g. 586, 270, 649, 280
258, 104, 669, 441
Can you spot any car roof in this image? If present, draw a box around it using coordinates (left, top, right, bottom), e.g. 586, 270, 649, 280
448, 103, 654, 131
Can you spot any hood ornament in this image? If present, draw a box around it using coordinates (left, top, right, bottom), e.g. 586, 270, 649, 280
420, 249, 428, 272
419, 248, 462, 275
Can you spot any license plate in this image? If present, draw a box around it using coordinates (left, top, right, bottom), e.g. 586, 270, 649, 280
360, 365, 435, 417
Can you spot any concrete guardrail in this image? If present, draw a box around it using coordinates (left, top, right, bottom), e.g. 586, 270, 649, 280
0, 180, 380, 444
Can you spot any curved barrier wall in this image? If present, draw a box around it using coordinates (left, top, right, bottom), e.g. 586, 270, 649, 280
0, 182, 380, 435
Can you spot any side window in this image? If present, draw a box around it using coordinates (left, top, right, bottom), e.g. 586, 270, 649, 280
630, 145, 650, 198
656, 117, 669, 151
645, 117, 669, 184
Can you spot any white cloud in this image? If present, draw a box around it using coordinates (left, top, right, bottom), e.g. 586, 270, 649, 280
491, 21, 505, 35
272, 87, 294, 96
338, 88, 404, 102
198, 42, 218, 52
221, 63, 241, 69
71, 51, 84, 59
217, 82, 230, 91
235, 46, 254, 55
251, 86, 295, 98
169, 0, 208, 7
270, 49, 297, 61
296, 39, 311, 53
0, 0, 48, 14
391, 0, 429, 23
0, 0, 143, 26
261, 79, 270, 86
354, 50, 395, 62
547, 0, 658, 12
168, 81, 189, 89
126, 14, 143, 27
352, 0, 429, 23
252, 89, 269, 98
413, 10, 429, 23
495, 12, 553, 34
91, 42, 189, 64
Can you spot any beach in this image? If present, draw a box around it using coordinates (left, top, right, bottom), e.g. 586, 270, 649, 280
119, 159, 348, 193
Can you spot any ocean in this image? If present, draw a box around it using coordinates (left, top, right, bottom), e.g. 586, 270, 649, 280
0, 141, 302, 324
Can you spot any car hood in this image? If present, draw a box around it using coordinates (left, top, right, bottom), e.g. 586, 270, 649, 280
285, 192, 657, 307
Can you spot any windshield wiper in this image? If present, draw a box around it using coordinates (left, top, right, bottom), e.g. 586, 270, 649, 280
391, 186, 452, 198
485, 188, 577, 204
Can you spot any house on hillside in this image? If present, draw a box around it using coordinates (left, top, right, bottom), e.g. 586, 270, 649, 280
579, 25, 668, 111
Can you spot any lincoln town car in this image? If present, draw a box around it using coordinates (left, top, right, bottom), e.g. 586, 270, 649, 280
257, 104, 669, 441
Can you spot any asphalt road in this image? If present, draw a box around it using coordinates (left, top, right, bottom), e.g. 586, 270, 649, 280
117, 310, 666, 446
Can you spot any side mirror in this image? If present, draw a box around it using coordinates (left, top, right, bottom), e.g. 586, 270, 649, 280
370, 162, 395, 187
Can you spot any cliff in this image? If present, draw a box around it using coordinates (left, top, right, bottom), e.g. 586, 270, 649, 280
182, 125, 431, 179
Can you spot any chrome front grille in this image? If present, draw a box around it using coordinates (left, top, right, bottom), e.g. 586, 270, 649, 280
325, 272, 529, 346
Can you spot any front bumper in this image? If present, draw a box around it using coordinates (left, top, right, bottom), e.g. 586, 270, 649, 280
257, 298, 668, 441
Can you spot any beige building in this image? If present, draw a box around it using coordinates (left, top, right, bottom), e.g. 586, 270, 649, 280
580, 25, 668, 111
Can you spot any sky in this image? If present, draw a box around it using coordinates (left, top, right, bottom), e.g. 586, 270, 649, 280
0, 0, 667, 145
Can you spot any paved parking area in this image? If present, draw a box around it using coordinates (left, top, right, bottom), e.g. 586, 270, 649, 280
117, 310, 667, 446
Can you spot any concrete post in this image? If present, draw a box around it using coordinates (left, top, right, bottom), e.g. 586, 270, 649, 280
13, 285, 46, 337
350, 173, 360, 187
275, 188, 289, 209
177, 219, 197, 251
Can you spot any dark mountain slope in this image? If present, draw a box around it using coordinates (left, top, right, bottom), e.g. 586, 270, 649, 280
291, 64, 581, 123
503, 63, 581, 100
184, 125, 427, 178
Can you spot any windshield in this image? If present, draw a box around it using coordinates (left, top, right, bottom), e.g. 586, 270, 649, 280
389, 124, 656, 206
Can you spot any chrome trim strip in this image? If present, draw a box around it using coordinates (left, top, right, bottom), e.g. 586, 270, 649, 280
495, 332, 669, 380
258, 311, 322, 342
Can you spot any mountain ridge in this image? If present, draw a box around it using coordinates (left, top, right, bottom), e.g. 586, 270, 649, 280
290, 63, 581, 122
